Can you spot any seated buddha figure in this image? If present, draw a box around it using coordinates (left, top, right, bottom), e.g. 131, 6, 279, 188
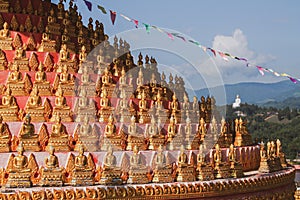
100, 145, 122, 185
154, 90, 168, 122
40, 146, 64, 187
167, 116, 177, 142
59, 44, 69, 63
197, 118, 207, 142
196, 144, 214, 181
75, 116, 98, 152
5, 143, 32, 188
119, 67, 127, 87
0, 87, 19, 121
78, 65, 96, 97
7, 64, 22, 84
126, 116, 146, 151
152, 145, 173, 183
74, 89, 96, 123
0, 22, 13, 51
0, 22, 12, 41
38, 27, 56, 52
127, 145, 149, 184
185, 117, 198, 150
147, 116, 164, 150
228, 144, 244, 178
33, 63, 52, 96
47, 116, 70, 152
98, 88, 114, 122
101, 67, 111, 87
18, 115, 41, 151
70, 145, 94, 186
213, 144, 230, 179
138, 91, 150, 124
136, 68, 144, 90
0, 115, 11, 152
25, 87, 45, 122
51, 86, 73, 122
14, 45, 28, 61
101, 115, 124, 151
176, 145, 195, 182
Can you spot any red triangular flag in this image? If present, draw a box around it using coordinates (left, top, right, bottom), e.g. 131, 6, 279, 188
208, 48, 216, 56
132, 19, 138, 28
110, 10, 116, 25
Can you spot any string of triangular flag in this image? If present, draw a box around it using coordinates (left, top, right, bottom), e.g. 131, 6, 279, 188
82, 0, 300, 84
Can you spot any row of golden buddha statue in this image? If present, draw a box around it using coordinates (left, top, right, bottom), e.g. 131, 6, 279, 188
258, 139, 287, 173
2, 142, 247, 188
0, 108, 250, 154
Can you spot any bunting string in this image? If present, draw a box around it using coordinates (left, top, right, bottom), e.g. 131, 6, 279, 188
84, 0, 300, 84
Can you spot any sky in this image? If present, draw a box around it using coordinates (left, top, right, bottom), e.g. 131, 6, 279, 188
53, 0, 300, 89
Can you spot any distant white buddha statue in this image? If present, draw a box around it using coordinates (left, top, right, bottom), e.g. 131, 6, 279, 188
232, 94, 241, 108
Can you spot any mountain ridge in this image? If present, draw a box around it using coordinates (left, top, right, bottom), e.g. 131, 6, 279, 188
187, 80, 300, 105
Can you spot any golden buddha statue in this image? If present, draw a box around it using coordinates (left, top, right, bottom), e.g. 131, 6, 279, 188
100, 145, 122, 185
147, 116, 164, 150
136, 68, 144, 91
104, 115, 116, 138
0, 115, 11, 152
0, 22, 12, 40
213, 144, 230, 179
196, 144, 214, 181
46, 116, 70, 152
101, 67, 111, 87
152, 145, 173, 183
100, 67, 115, 97
170, 93, 180, 123
228, 144, 244, 178
40, 146, 64, 186
276, 139, 287, 168
98, 88, 114, 122
198, 117, 207, 141
0, 22, 13, 50
167, 116, 177, 142
176, 145, 195, 182
5, 143, 33, 188
7, 64, 22, 83
19, 115, 37, 139
153, 90, 169, 123
137, 90, 151, 124
54, 64, 75, 96
217, 117, 232, 148
13, 45, 29, 71
101, 115, 125, 151
33, 63, 52, 96
119, 67, 127, 86
234, 118, 252, 146
18, 115, 41, 151
57, 44, 77, 73
51, 116, 68, 139
69, 145, 95, 186
51, 86, 73, 122
78, 65, 96, 97
75, 116, 99, 152
0, 86, 20, 121
25, 87, 46, 122
127, 145, 149, 184
74, 89, 96, 122
185, 117, 199, 150
126, 116, 146, 150
38, 27, 56, 52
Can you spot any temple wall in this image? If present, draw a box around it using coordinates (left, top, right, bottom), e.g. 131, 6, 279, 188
0, 167, 295, 199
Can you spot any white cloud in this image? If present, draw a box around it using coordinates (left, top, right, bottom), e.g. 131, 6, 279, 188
210, 29, 276, 83
212, 29, 275, 69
